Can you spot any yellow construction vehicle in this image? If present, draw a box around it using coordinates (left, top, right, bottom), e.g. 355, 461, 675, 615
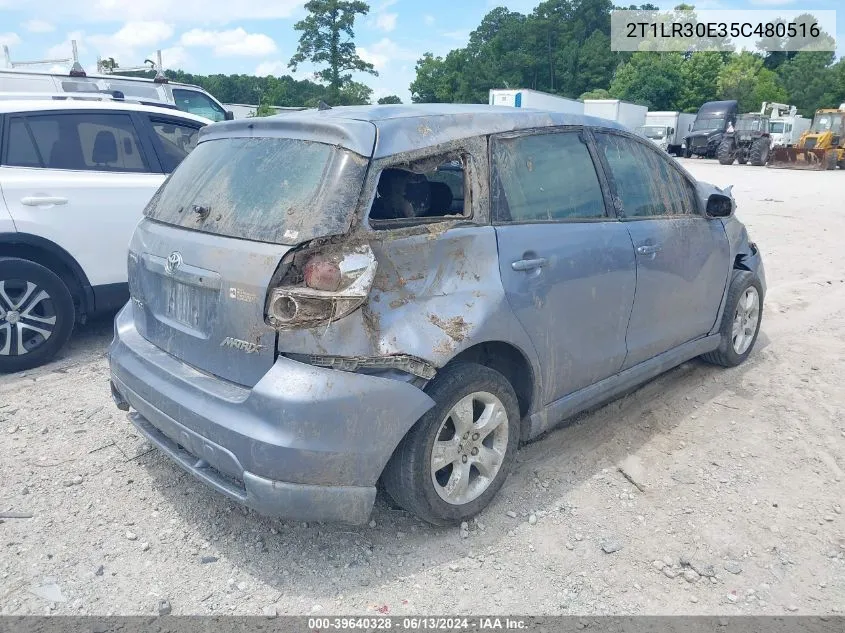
768, 104, 845, 170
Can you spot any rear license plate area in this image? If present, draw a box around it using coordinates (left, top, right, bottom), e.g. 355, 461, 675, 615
162, 278, 210, 329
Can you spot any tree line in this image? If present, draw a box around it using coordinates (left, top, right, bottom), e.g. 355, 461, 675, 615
117, 0, 844, 117
410, 1, 845, 117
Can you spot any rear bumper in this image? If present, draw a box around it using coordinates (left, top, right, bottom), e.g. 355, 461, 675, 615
108, 303, 435, 524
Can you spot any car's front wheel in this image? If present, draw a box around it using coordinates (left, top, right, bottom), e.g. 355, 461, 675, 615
383, 362, 520, 525
0, 257, 75, 373
701, 270, 763, 368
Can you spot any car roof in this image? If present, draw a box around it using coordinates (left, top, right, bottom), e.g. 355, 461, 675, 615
0, 68, 207, 92
0, 98, 212, 124
199, 103, 625, 159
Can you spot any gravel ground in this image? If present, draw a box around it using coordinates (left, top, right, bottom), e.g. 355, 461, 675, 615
1, 159, 844, 617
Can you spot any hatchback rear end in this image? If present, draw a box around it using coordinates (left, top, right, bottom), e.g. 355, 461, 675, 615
108, 115, 436, 524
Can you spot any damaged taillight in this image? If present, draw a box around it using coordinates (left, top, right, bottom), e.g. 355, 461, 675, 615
265, 244, 377, 330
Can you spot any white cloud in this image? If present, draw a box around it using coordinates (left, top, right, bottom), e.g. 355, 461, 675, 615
156, 46, 190, 70
424, 15, 436, 26
88, 21, 173, 53
16, 0, 304, 24
358, 38, 417, 72
180, 28, 277, 57
375, 13, 398, 32
46, 32, 86, 61
0, 32, 22, 48
748, 0, 795, 4
24, 20, 56, 34
255, 60, 288, 77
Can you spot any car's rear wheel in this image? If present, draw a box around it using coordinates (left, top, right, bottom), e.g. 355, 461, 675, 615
383, 362, 520, 525
701, 270, 763, 368
0, 257, 75, 373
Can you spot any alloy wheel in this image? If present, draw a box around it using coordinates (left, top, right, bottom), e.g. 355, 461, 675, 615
0, 279, 58, 357
430, 391, 510, 505
731, 286, 760, 355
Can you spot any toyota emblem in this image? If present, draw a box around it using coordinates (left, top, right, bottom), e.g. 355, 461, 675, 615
165, 251, 183, 275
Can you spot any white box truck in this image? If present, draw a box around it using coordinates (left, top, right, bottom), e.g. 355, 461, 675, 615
583, 99, 647, 131
489, 88, 583, 115
761, 103, 811, 148
637, 111, 696, 156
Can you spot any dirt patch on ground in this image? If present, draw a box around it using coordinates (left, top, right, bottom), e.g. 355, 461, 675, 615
1, 161, 844, 616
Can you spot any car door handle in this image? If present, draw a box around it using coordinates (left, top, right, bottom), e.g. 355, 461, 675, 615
636, 244, 662, 256
21, 196, 68, 207
511, 258, 547, 272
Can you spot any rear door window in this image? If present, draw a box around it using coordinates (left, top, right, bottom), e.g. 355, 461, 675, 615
147, 117, 204, 173
4, 112, 150, 172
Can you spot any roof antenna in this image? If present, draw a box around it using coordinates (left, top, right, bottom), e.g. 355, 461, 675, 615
317, 100, 332, 111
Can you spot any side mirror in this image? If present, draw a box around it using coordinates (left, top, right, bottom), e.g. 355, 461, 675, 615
224, 110, 235, 121
706, 193, 733, 218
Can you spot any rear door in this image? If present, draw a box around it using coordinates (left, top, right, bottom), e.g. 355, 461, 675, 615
491, 128, 637, 406
592, 131, 730, 369
0, 109, 165, 289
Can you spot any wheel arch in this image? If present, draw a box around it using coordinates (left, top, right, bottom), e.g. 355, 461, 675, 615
0, 233, 94, 318
446, 340, 538, 441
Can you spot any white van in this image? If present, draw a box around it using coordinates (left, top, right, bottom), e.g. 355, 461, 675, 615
0, 69, 233, 122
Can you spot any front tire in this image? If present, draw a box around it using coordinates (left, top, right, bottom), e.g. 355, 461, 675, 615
701, 270, 763, 368
383, 362, 520, 525
0, 257, 75, 373
717, 138, 735, 165
749, 137, 770, 166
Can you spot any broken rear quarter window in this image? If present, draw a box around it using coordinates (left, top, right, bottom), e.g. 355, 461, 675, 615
369, 154, 468, 223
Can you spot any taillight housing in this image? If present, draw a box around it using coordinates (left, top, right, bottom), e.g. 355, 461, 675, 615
265, 244, 378, 330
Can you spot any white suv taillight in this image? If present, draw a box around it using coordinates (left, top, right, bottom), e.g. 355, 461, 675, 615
265, 245, 378, 329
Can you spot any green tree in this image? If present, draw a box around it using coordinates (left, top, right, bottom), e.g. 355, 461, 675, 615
778, 51, 837, 115
610, 52, 684, 109
579, 88, 611, 100
677, 52, 723, 112
337, 80, 373, 105
289, 0, 377, 97
377, 95, 403, 104
717, 52, 785, 112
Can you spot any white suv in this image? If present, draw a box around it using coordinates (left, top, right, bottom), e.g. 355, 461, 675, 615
0, 97, 210, 371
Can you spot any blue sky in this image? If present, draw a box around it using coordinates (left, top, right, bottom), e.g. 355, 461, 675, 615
0, 0, 842, 103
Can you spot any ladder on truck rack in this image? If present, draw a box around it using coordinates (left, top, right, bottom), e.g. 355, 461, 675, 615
97, 50, 168, 84
0, 91, 179, 111
3, 40, 86, 76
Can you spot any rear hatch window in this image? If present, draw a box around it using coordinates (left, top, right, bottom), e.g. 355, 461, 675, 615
144, 137, 368, 245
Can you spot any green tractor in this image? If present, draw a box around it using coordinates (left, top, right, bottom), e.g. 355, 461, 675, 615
717, 113, 772, 166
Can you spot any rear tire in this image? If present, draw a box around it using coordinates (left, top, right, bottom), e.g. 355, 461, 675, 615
383, 362, 520, 526
749, 137, 770, 166
683, 147, 692, 158
717, 138, 735, 165
824, 150, 837, 170
0, 257, 75, 373
701, 270, 763, 368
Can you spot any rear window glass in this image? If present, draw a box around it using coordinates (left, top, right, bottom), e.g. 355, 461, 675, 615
145, 137, 367, 244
